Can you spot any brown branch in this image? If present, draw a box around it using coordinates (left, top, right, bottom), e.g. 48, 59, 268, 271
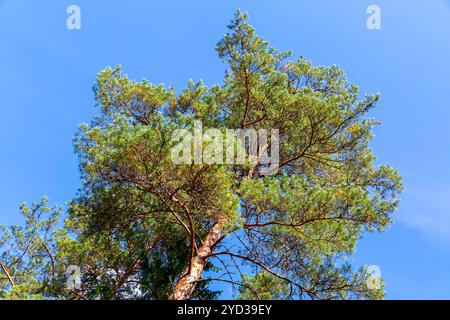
206, 251, 303, 291
0, 263, 15, 287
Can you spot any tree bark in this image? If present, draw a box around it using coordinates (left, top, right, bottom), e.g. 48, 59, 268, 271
0, 263, 14, 287
169, 218, 226, 300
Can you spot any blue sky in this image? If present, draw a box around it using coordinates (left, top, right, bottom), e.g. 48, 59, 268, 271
1, 0, 450, 299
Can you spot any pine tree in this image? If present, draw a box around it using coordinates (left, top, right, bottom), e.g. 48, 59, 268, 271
0, 11, 401, 300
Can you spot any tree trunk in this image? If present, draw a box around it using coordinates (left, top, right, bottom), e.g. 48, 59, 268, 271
169, 218, 226, 300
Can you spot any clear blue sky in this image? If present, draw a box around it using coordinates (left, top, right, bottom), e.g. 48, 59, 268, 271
1, 0, 450, 299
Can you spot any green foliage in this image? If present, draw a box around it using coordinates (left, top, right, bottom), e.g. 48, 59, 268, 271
0, 10, 401, 300
239, 272, 291, 300
0, 198, 61, 300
